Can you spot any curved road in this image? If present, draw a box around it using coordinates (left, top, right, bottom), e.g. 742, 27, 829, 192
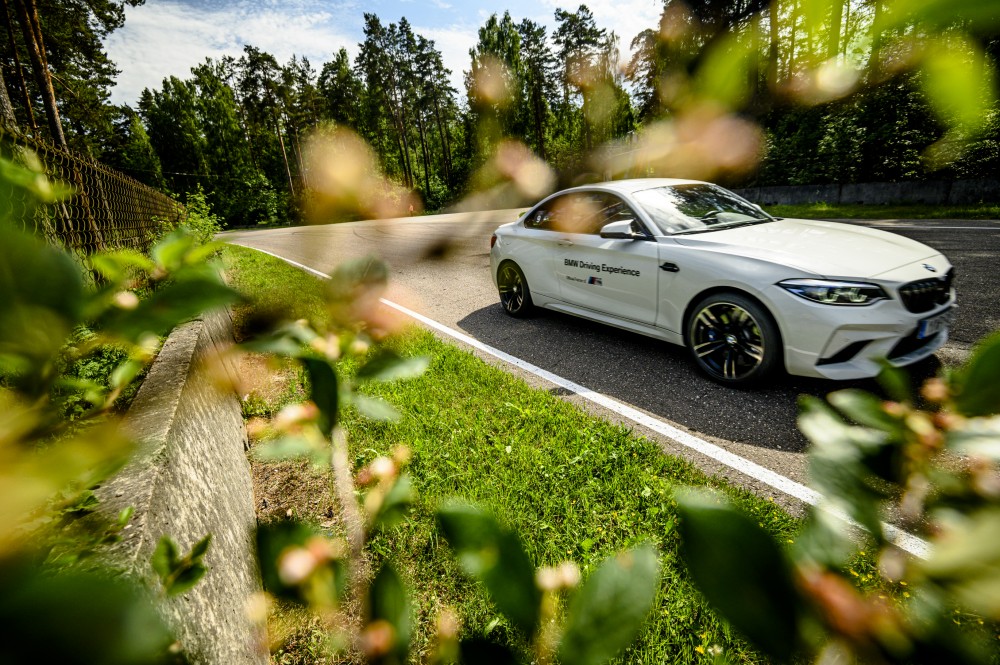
225, 212, 1000, 512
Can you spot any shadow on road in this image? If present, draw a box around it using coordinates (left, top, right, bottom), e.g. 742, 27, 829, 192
458, 303, 941, 454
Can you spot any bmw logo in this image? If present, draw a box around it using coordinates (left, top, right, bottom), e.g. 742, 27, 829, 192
923, 264, 937, 273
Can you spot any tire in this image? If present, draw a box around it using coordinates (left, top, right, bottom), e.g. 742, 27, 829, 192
497, 261, 534, 318
685, 292, 781, 385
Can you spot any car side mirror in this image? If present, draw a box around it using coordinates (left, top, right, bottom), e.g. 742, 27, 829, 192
600, 220, 639, 240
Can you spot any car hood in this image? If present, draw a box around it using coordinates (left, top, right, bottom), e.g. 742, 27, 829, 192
671, 218, 939, 278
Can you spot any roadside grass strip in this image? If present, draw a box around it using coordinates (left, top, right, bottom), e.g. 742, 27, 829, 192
767, 202, 1000, 221
231, 242, 930, 559
224, 244, 883, 663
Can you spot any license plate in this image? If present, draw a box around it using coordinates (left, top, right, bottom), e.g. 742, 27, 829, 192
917, 308, 953, 339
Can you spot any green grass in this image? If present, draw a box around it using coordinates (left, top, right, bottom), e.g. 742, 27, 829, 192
223, 243, 803, 664
766, 202, 1000, 220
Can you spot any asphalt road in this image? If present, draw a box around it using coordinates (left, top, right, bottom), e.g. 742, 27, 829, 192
224, 213, 1000, 502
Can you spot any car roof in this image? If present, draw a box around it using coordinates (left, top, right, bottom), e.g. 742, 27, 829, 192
555, 178, 709, 197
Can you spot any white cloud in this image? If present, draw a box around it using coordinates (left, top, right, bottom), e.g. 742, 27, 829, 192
106, 0, 356, 105
105, 0, 664, 107
544, 0, 662, 54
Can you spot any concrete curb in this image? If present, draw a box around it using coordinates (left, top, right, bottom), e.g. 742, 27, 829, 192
95, 308, 265, 664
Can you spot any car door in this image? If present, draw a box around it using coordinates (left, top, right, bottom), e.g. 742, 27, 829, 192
554, 192, 660, 325
514, 199, 566, 299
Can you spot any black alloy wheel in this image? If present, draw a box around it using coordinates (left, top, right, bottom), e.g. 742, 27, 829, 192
497, 262, 533, 318
686, 293, 780, 384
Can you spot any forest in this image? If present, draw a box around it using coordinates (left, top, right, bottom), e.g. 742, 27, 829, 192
1, 0, 998, 227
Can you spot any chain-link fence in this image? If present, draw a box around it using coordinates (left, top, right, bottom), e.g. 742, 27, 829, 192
0, 119, 182, 255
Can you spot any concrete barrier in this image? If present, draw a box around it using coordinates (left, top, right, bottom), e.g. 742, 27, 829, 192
95, 308, 264, 665
735, 178, 1000, 206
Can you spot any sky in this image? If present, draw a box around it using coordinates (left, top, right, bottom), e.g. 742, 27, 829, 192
105, 0, 664, 106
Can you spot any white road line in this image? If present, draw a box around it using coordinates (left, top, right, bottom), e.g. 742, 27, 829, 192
232, 242, 930, 559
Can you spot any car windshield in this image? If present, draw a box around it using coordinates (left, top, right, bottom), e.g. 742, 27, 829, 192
632, 184, 775, 235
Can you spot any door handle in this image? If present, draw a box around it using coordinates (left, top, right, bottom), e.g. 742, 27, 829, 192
557, 239, 574, 247
660, 262, 680, 272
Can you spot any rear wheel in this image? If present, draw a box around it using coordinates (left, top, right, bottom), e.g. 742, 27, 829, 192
686, 293, 780, 385
497, 261, 534, 318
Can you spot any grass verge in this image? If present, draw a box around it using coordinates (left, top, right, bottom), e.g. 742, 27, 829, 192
766, 202, 1000, 220
224, 243, 805, 664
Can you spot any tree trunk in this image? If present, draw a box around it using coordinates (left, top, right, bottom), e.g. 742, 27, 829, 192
13, 0, 64, 146
787, 0, 798, 77
0, 64, 17, 126
529, 83, 546, 161
827, 0, 843, 60
2, 0, 36, 132
768, 0, 780, 89
416, 110, 432, 196
867, 0, 884, 80
274, 112, 296, 197
431, 94, 453, 184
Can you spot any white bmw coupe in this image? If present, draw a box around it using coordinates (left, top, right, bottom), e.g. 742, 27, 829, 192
489, 179, 955, 385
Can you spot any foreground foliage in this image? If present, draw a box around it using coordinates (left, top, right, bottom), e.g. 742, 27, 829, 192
677, 344, 1000, 663
0, 154, 240, 662
227, 241, 800, 664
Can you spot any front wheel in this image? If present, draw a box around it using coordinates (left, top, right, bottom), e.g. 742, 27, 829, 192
497, 261, 534, 318
686, 293, 781, 385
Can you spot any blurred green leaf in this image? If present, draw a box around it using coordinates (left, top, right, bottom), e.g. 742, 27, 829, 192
877, 362, 911, 403
253, 436, 319, 462
328, 255, 389, 296
828, 389, 902, 431
373, 474, 415, 529
150, 536, 178, 580
558, 543, 660, 665
677, 489, 805, 662
151, 229, 197, 272
0, 225, 84, 361
168, 563, 207, 597
437, 503, 541, 636
90, 250, 155, 283
921, 508, 1000, 620
799, 397, 888, 539
951, 331, 1000, 417
101, 278, 240, 341
191, 533, 211, 559
110, 359, 144, 391
59, 490, 100, 516
0, 560, 174, 665
151, 534, 211, 596
240, 335, 309, 358
356, 351, 430, 383
920, 37, 997, 133
304, 358, 339, 435
694, 32, 756, 110
793, 508, 858, 569
255, 521, 346, 605
947, 416, 1000, 458
353, 393, 401, 421
369, 563, 411, 664
256, 521, 315, 599
117, 506, 135, 528
459, 638, 520, 665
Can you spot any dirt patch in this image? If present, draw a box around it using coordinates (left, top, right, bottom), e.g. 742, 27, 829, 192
251, 459, 336, 525
238, 353, 305, 420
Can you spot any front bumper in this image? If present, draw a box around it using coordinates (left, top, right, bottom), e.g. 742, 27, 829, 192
768, 285, 955, 380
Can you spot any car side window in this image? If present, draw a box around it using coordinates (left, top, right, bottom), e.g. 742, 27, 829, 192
524, 200, 557, 230
525, 192, 645, 235
597, 194, 650, 236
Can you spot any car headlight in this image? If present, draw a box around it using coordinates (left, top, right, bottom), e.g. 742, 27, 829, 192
778, 279, 888, 305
